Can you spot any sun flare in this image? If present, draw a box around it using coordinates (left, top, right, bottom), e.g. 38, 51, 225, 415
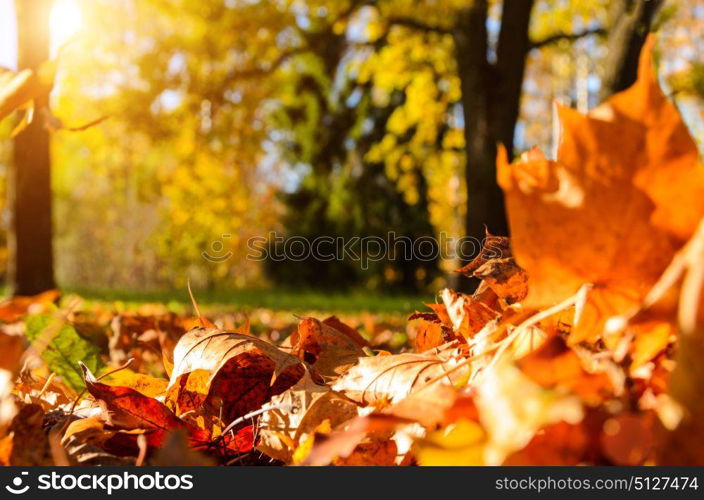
49, 0, 82, 51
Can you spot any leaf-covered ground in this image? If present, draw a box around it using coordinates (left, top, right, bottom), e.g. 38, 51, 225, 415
1, 37, 704, 466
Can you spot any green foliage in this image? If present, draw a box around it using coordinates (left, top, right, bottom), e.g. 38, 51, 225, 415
65, 287, 427, 314
670, 62, 704, 100
25, 313, 105, 391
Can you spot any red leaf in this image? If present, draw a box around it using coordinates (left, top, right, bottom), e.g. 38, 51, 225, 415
80, 362, 183, 432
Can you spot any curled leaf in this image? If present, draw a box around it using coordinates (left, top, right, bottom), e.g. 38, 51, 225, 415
166, 327, 304, 423
290, 317, 367, 378
332, 344, 469, 405
257, 371, 358, 462
80, 362, 182, 433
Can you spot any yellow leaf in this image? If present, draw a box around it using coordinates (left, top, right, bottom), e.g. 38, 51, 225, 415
415, 419, 485, 466
102, 369, 168, 398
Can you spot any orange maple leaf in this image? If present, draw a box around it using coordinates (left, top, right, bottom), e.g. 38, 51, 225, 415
498, 36, 704, 344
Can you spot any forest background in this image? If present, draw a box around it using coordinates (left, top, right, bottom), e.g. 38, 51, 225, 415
1, 0, 703, 310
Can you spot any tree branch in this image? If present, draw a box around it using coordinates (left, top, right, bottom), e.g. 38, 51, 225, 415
530, 27, 606, 50
387, 16, 451, 35
226, 47, 309, 80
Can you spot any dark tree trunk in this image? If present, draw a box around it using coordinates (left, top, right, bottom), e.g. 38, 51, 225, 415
454, 1, 501, 250
600, 0, 664, 100
9, 0, 56, 296
493, 0, 535, 161
454, 0, 534, 247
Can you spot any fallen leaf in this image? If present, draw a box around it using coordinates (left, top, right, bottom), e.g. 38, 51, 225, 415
472, 257, 528, 304
497, 37, 699, 344
0, 327, 25, 376
332, 343, 469, 405
456, 232, 512, 277
300, 414, 411, 466
415, 419, 486, 466
81, 362, 182, 434
475, 359, 584, 464
26, 314, 105, 392
290, 317, 366, 378
517, 335, 614, 405
101, 369, 168, 398
629, 321, 673, 371
166, 327, 304, 423
409, 311, 460, 352
6, 403, 52, 465
440, 288, 500, 337
0, 290, 59, 324
258, 371, 358, 462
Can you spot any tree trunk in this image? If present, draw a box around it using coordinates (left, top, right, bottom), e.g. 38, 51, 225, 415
493, 0, 535, 161
599, 0, 664, 100
454, 0, 534, 248
454, 0, 502, 251
9, 0, 56, 296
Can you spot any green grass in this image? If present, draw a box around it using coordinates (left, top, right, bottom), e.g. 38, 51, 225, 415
63, 287, 432, 314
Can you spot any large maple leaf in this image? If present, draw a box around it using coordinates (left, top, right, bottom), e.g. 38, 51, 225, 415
497, 36, 704, 344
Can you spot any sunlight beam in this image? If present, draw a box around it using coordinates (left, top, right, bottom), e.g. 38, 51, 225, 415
49, 0, 82, 54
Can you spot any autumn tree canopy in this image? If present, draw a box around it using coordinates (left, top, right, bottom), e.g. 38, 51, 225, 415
2, 0, 697, 292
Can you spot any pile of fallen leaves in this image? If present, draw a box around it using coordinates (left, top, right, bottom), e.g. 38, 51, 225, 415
1, 37, 704, 466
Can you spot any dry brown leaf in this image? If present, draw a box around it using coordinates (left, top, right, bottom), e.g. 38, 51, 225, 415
0, 327, 25, 376
456, 232, 512, 277
472, 257, 528, 304
290, 317, 367, 378
299, 414, 410, 466
629, 321, 673, 371
332, 343, 469, 405
6, 403, 52, 465
60, 417, 122, 461
257, 371, 358, 462
0, 289, 59, 324
109, 313, 186, 369
411, 314, 446, 352
409, 310, 462, 353
166, 327, 304, 423
440, 288, 500, 337
456, 233, 528, 304
386, 384, 469, 428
